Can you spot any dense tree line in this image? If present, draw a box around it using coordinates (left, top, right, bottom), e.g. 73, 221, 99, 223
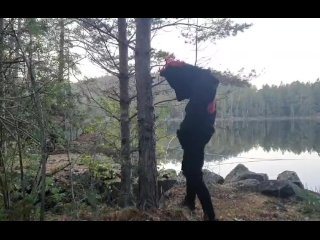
216, 81, 320, 119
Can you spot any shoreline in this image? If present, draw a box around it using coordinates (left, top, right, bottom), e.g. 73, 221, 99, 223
166, 116, 320, 122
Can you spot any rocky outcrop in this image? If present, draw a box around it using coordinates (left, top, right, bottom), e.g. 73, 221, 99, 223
202, 169, 224, 185
277, 171, 304, 189
158, 169, 178, 181
158, 169, 178, 197
157, 169, 224, 196
226, 179, 261, 192
224, 164, 268, 183
218, 164, 313, 200
175, 169, 224, 185
158, 179, 177, 196
259, 180, 304, 198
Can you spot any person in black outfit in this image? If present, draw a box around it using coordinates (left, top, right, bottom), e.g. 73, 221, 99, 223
160, 58, 219, 221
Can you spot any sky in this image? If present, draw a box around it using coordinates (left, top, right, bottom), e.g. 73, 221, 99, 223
76, 18, 320, 89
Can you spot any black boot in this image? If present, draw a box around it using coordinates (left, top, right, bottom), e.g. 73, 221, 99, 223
204, 213, 218, 221
181, 197, 196, 211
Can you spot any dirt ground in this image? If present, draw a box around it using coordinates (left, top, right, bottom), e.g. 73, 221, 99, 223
45, 152, 318, 221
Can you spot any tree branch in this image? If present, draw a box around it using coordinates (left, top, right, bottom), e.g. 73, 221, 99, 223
78, 18, 136, 51
154, 98, 176, 106
84, 82, 121, 122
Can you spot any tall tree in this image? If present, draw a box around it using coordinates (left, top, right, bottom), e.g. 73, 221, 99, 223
74, 18, 253, 209
58, 18, 65, 83
11, 18, 59, 220
118, 18, 133, 207
0, 17, 10, 210
75, 18, 137, 206
135, 18, 158, 209
19, 22, 48, 221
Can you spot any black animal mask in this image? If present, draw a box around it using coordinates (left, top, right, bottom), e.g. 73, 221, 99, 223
159, 60, 219, 102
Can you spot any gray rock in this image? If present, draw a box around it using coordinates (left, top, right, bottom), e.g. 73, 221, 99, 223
226, 179, 261, 192
225, 164, 268, 183
158, 169, 177, 180
225, 164, 249, 182
277, 171, 304, 189
259, 180, 304, 198
238, 172, 268, 183
203, 169, 224, 185
158, 179, 177, 196
174, 170, 224, 185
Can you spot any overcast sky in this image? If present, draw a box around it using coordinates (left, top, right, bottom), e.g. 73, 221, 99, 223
76, 18, 320, 89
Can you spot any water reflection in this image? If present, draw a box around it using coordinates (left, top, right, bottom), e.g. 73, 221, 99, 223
161, 119, 320, 190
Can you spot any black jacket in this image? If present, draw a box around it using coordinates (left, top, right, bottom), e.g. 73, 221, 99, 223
160, 62, 219, 137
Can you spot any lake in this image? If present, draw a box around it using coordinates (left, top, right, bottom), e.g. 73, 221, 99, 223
159, 119, 320, 191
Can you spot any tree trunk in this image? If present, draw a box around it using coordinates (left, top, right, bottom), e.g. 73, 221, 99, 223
20, 29, 48, 221
0, 18, 4, 156
58, 18, 65, 82
13, 18, 21, 80
118, 18, 133, 207
58, 18, 70, 142
28, 67, 48, 221
135, 18, 158, 210
0, 17, 11, 210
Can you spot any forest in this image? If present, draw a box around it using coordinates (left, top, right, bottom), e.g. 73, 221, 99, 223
216, 81, 320, 119
0, 18, 319, 221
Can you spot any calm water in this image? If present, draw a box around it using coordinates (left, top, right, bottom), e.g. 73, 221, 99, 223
160, 119, 320, 191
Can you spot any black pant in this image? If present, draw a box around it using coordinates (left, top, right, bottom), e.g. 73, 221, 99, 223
177, 128, 216, 221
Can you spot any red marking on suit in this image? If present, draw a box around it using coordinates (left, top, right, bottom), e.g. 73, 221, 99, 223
207, 101, 216, 114
159, 58, 186, 73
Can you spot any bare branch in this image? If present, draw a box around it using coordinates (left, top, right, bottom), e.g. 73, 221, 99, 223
84, 82, 120, 122
129, 112, 137, 120
0, 116, 40, 145
97, 29, 120, 72
152, 78, 166, 88
86, 50, 119, 76
150, 19, 187, 31
154, 98, 176, 106
78, 18, 135, 51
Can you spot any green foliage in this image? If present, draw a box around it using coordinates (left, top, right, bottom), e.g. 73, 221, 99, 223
299, 191, 320, 217
81, 94, 172, 163
84, 116, 106, 134
78, 154, 121, 208
80, 155, 120, 181
155, 105, 172, 159
46, 177, 66, 203
83, 97, 122, 154
151, 49, 172, 70
25, 18, 49, 36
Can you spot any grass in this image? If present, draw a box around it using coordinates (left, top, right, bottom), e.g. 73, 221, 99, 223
298, 191, 320, 219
